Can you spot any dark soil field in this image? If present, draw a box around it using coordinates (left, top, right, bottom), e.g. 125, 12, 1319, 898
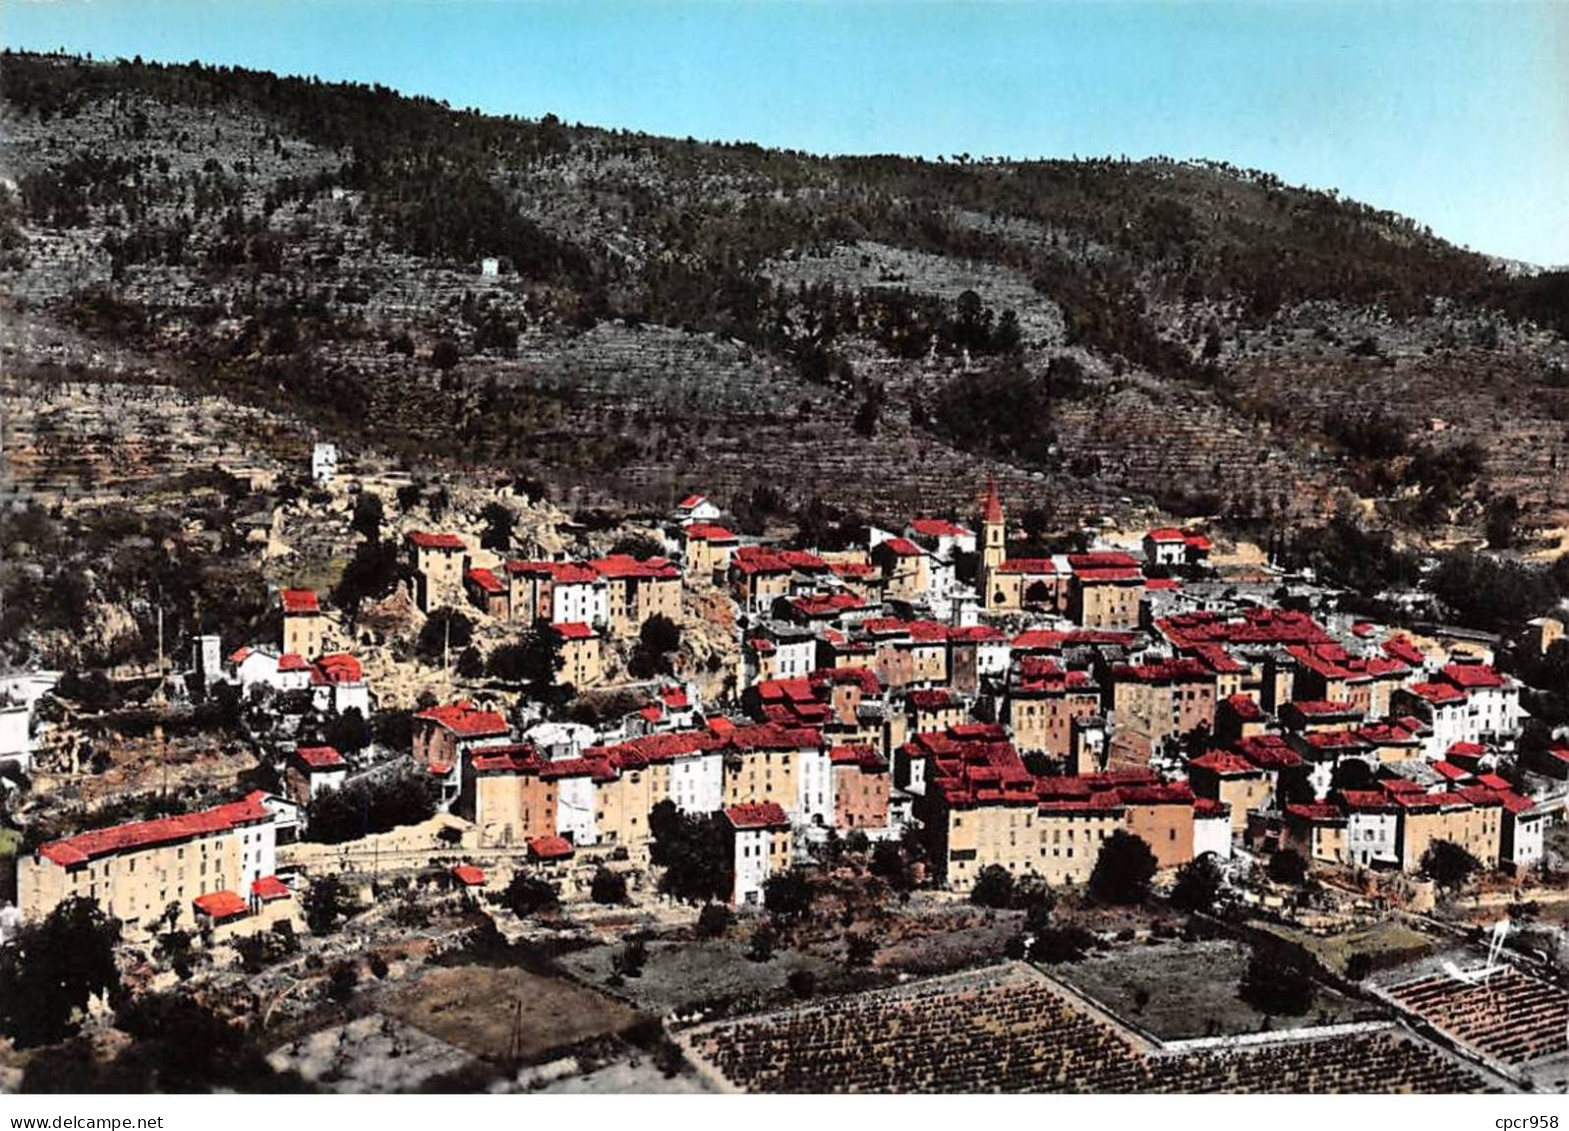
558, 936, 864, 1018
1048, 937, 1365, 1039
379, 962, 643, 1063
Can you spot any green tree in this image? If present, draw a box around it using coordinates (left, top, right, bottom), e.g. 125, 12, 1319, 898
0, 897, 122, 1047
648, 800, 731, 904
1169, 852, 1224, 914
970, 864, 1015, 909
1028, 923, 1098, 965
479, 501, 516, 553
1267, 848, 1309, 886
846, 933, 878, 967
610, 937, 648, 980
1239, 944, 1316, 1016
417, 607, 474, 664
1089, 831, 1158, 905
609, 534, 665, 559
350, 492, 384, 542
629, 614, 681, 679
505, 873, 559, 917
332, 538, 403, 616
763, 869, 814, 923
591, 867, 629, 905
456, 646, 485, 679
1422, 839, 1482, 892
306, 769, 439, 844
1329, 758, 1376, 793
303, 875, 353, 935
748, 924, 778, 962
697, 903, 734, 938
517, 618, 569, 708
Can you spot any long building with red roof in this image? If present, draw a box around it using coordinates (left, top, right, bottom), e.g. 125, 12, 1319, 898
20, 791, 278, 930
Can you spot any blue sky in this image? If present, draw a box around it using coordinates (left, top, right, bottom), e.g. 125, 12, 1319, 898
6, 0, 1567, 264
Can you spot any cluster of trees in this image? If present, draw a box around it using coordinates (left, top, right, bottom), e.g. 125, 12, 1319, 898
860, 288, 1022, 360
304, 768, 440, 844
628, 614, 681, 680
648, 800, 731, 903
0, 898, 121, 1048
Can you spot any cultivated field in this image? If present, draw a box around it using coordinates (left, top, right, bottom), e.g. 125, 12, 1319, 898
1050, 938, 1365, 1039
684, 963, 1499, 1093
379, 962, 642, 1064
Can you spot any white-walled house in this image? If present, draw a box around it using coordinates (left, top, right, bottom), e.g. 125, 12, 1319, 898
795, 741, 834, 830
668, 749, 725, 816
1193, 800, 1232, 860
724, 802, 791, 906
555, 772, 598, 845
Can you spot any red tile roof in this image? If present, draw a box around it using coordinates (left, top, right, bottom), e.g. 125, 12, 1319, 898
506, 559, 602, 585
1441, 663, 1506, 690
677, 494, 707, 510
469, 743, 544, 774
948, 625, 1006, 644
311, 652, 363, 685
466, 567, 504, 594
407, 531, 466, 551
683, 522, 738, 542
1147, 527, 1187, 543
1158, 609, 1333, 650
1112, 657, 1212, 684
38, 792, 273, 867
1493, 790, 1538, 816
1075, 567, 1144, 584
1407, 681, 1467, 705
1068, 551, 1141, 571
451, 864, 486, 887
1225, 693, 1265, 720
1235, 734, 1304, 770
909, 518, 971, 538
909, 726, 1038, 808
1381, 635, 1426, 667
830, 744, 888, 771
789, 592, 865, 618
1338, 789, 1400, 813
1189, 749, 1258, 776
879, 536, 925, 558
1287, 699, 1359, 717
529, 835, 575, 860
909, 688, 960, 711
551, 621, 596, 640
281, 588, 320, 614
809, 666, 884, 696
251, 875, 291, 901
193, 890, 248, 920
592, 554, 681, 581
1431, 761, 1471, 781
996, 557, 1058, 576
295, 745, 346, 769
724, 801, 790, 830
1286, 803, 1345, 824
277, 652, 309, 672
1193, 797, 1231, 818
415, 701, 510, 738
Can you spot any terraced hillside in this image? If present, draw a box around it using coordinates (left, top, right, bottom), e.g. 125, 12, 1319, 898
2, 50, 1565, 538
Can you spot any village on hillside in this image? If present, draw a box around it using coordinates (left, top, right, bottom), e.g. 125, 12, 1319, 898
3, 434, 1568, 1094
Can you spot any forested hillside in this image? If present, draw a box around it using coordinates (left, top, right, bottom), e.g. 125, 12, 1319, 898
3, 50, 1566, 543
